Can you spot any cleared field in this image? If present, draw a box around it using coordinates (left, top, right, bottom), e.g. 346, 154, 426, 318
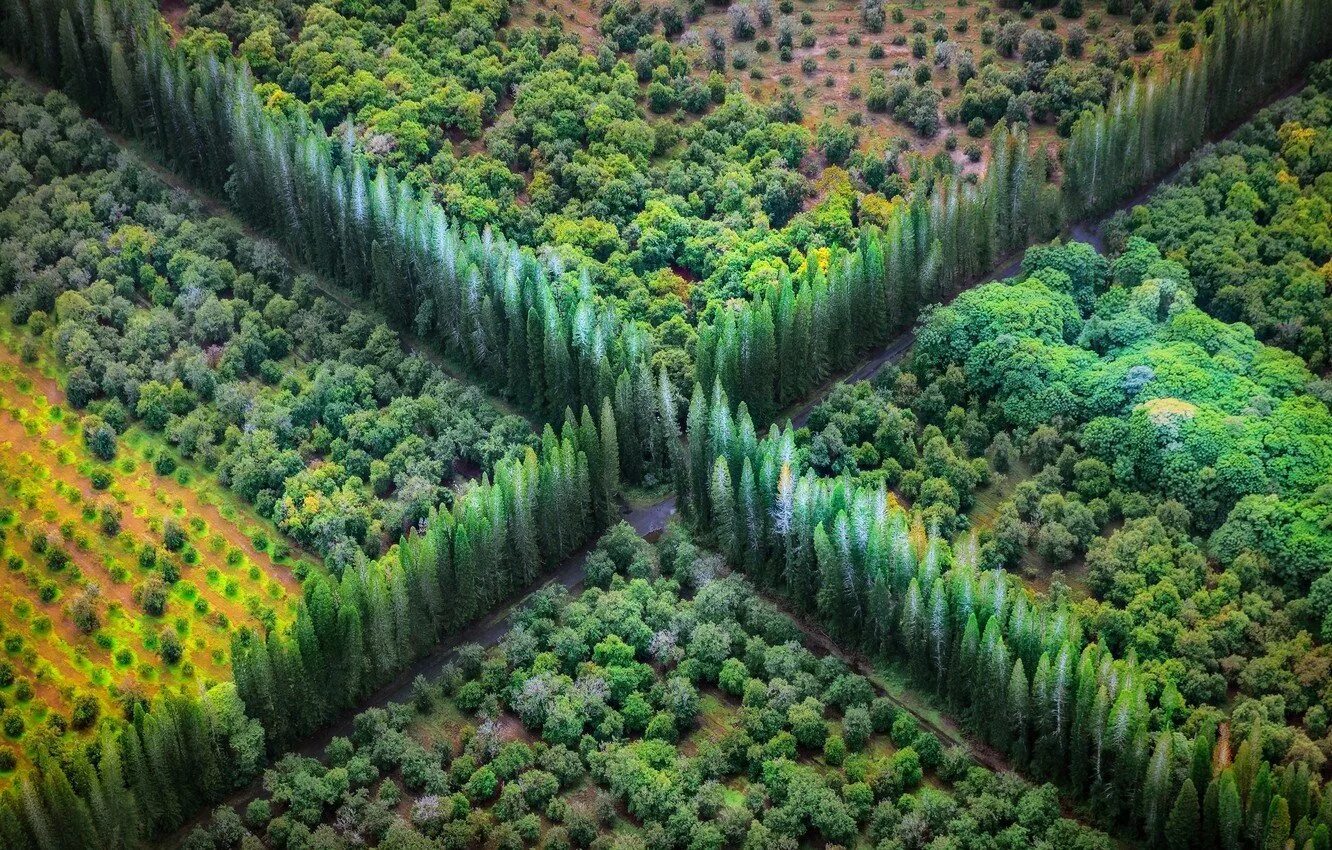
518, 0, 1191, 162
0, 316, 307, 776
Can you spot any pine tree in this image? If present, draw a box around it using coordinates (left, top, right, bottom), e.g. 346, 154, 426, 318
1069, 647, 1098, 793
1007, 658, 1029, 767
1165, 779, 1200, 850
38, 760, 99, 850
900, 577, 925, 675
95, 729, 134, 847
740, 458, 762, 574
339, 601, 366, 704
1143, 733, 1174, 842
1191, 725, 1216, 796
1202, 776, 1221, 850
954, 612, 980, 713
751, 301, 777, 421
19, 777, 55, 850
685, 385, 710, 516
1249, 764, 1274, 850
57, 10, 86, 105
614, 370, 643, 483
1219, 771, 1244, 850
813, 522, 840, 627
137, 712, 183, 832
0, 788, 34, 850
710, 457, 737, 560
927, 577, 949, 690
1265, 796, 1291, 850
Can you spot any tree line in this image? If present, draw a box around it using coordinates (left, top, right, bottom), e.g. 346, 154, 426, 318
1063, 0, 1332, 219
0, 688, 272, 849
700, 0, 1332, 427
231, 413, 616, 755
0, 63, 628, 846
0, 0, 680, 486
3, 0, 1326, 450
681, 383, 1332, 848
697, 124, 1061, 422
1103, 59, 1332, 371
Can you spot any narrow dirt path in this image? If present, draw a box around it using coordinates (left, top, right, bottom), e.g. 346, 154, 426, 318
157, 70, 1313, 842
20, 40, 1304, 845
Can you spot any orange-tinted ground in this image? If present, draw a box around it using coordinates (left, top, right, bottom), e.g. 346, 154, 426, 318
0, 317, 312, 777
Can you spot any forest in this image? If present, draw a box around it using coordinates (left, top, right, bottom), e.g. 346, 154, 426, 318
177, 526, 1117, 850
0, 0, 1328, 845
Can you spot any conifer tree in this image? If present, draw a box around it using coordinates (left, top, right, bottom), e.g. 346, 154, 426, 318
954, 612, 980, 713
38, 761, 99, 850
1265, 796, 1291, 850
1202, 776, 1222, 849
1143, 733, 1173, 842
710, 457, 737, 561
19, 779, 54, 850
1165, 779, 1200, 850
1219, 771, 1244, 850
1007, 658, 1029, 767
1191, 726, 1215, 798
1249, 764, 1275, 849
927, 577, 949, 690
339, 601, 366, 703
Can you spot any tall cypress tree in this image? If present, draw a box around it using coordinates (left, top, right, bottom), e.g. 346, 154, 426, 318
1218, 771, 1244, 850
1007, 658, 1029, 768
1165, 778, 1200, 850
1264, 796, 1290, 850
709, 457, 736, 559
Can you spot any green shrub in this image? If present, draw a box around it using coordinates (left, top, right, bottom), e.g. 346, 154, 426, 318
2, 709, 24, 738
823, 733, 846, 766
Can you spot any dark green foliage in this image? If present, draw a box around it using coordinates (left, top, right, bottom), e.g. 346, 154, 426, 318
0, 74, 536, 569
191, 550, 1113, 848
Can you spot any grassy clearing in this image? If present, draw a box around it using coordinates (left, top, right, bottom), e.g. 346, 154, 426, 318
966, 459, 1096, 596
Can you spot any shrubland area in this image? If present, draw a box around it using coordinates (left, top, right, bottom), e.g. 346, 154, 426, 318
0, 319, 302, 778
0, 0, 1328, 845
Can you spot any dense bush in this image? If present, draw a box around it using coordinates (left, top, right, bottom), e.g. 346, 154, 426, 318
1109, 66, 1332, 372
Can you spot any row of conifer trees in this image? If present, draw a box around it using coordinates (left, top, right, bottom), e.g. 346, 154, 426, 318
1063, 0, 1332, 219
0, 0, 682, 483
0, 406, 618, 848
0, 1, 651, 840
699, 0, 1332, 424
683, 384, 1332, 849
697, 125, 1062, 421
0, 689, 265, 850
230, 414, 619, 755
0, 0, 1328, 844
